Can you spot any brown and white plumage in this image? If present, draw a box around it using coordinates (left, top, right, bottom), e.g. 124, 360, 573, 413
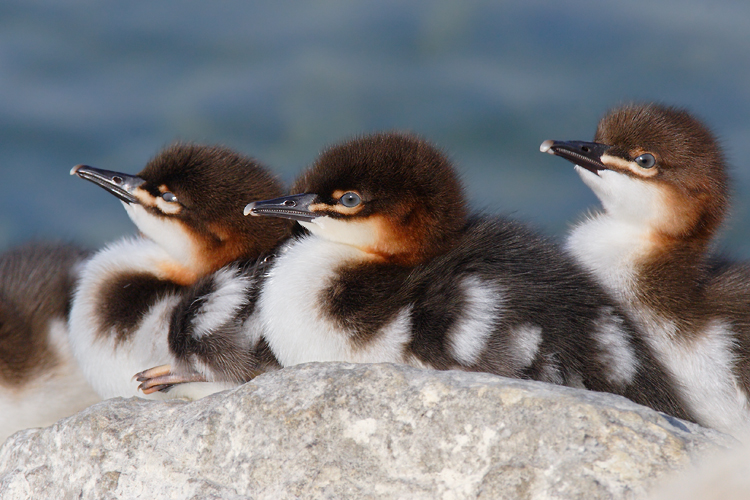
0, 241, 100, 442
69, 143, 291, 400
141, 132, 694, 421
542, 103, 750, 434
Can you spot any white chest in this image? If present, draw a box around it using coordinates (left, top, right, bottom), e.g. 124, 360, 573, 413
565, 214, 647, 300
567, 217, 750, 434
257, 237, 412, 366
643, 317, 749, 434
68, 238, 179, 399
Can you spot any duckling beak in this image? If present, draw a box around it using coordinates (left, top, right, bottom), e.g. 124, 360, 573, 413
539, 140, 611, 176
70, 165, 146, 204
244, 193, 320, 222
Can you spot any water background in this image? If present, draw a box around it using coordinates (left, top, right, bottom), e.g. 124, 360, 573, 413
2, 0, 750, 256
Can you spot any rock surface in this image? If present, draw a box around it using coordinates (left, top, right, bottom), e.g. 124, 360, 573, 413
0, 363, 734, 499
649, 436, 750, 500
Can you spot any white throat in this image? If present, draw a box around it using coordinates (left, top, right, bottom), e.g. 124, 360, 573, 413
299, 216, 380, 250
576, 166, 664, 227
123, 202, 197, 271
566, 166, 670, 298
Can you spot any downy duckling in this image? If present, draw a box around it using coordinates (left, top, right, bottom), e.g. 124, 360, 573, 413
541, 103, 750, 434
0, 241, 100, 442
141, 133, 694, 421
69, 143, 291, 399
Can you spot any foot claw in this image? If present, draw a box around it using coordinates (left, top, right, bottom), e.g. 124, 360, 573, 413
134, 364, 208, 394
133, 364, 173, 382
139, 383, 173, 394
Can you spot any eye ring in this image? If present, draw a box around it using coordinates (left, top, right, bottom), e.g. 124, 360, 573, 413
162, 192, 178, 203
634, 153, 656, 169
340, 191, 361, 208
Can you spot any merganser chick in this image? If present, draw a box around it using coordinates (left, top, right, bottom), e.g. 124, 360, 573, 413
0, 242, 101, 442
541, 103, 749, 434
69, 143, 291, 399
142, 132, 693, 419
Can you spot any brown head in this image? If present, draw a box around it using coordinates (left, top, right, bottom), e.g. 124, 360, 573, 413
72, 143, 291, 284
246, 133, 468, 266
542, 103, 729, 251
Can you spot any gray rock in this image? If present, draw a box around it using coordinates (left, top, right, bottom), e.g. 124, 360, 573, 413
0, 363, 734, 499
649, 437, 750, 500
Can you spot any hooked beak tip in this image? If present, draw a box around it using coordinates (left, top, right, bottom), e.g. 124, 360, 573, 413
539, 140, 555, 154
70, 165, 83, 176
243, 202, 256, 216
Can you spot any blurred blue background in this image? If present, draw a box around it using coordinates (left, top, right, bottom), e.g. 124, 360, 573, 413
2, 0, 750, 256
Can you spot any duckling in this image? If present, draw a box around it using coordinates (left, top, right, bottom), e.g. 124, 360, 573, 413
141, 133, 694, 420
69, 143, 291, 399
541, 103, 750, 434
0, 241, 101, 442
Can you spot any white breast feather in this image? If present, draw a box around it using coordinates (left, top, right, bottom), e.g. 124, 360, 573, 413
567, 200, 750, 433
258, 237, 413, 366
68, 236, 227, 400
644, 318, 749, 434
566, 213, 642, 299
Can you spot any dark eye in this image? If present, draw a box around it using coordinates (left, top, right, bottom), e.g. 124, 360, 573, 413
634, 153, 656, 169
162, 192, 178, 202
340, 192, 361, 208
